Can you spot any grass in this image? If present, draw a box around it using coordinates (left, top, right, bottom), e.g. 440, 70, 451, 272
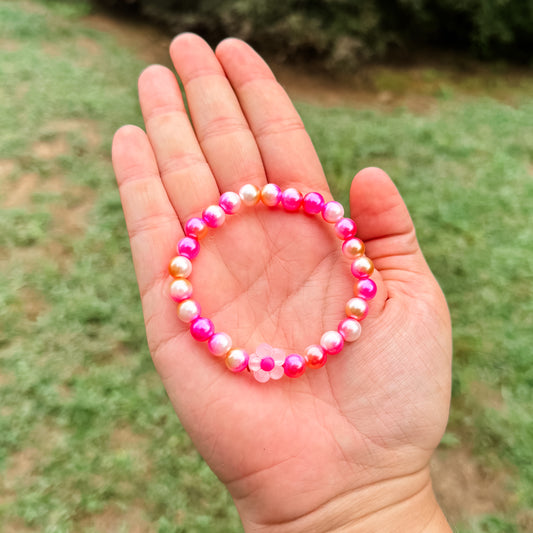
0, 0, 532, 531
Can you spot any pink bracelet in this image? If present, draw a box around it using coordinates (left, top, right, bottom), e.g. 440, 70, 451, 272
168, 183, 376, 383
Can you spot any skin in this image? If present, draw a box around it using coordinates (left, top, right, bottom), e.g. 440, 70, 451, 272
112, 33, 453, 532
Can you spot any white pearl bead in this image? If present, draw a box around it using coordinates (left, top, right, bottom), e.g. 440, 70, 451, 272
208, 332, 233, 356
239, 183, 260, 206
176, 299, 201, 323
338, 318, 362, 342
322, 201, 344, 223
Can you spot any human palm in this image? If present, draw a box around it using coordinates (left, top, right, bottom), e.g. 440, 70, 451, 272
112, 34, 452, 531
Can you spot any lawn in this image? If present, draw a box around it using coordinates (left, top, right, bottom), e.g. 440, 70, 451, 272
0, 1, 532, 532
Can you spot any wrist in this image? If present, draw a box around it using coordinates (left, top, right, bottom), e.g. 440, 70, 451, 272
237, 466, 451, 533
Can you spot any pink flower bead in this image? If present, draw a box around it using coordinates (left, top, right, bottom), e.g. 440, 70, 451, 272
338, 318, 362, 342
208, 332, 232, 357
322, 201, 344, 223
261, 183, 282, 207
320, 330, 344, 354
248, 344, 285, 382
334, 218, 357, 240
202, 205, 226, 228
225, 349, 249, 373
170, 278, 193, 302
177, 237, 200, 260
219, 191, 242, 214
354, 278, 377, 300
303, 192, 325, 215
185, 217, 208, 240
304, 344, 327, 369
190, 317, 214, 342
281, 188, 303, 211
176, 299, 201, 323
283, 353, 306, 378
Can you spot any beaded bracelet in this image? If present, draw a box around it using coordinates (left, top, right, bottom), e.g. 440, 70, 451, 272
168, 183, 376, 383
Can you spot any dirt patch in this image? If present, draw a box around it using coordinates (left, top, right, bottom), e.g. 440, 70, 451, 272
79, 503, 152, 533
431, 447, 515, 527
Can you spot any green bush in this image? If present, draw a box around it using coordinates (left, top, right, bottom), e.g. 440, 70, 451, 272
94, 0, 533, 69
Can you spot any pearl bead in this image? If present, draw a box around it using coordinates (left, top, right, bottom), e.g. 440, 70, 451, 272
351, 255, 374, 279
219, 191, 242, 214
281, 188, 303, 211
354, 278, 377, 300
208, 332, 232, 356
261, 183, 282, 207
334, 218, 357, 240
304, 344, 327, 369
342, 238, 365, 259
170, 278, 193, 302
320, 330, 344, 354
168, 255, 192, 278
345, 297, 369, 321
176, 299, 201, 323
283, 353, 306, 378
338, 318, 362, 342
225, 348, 249, 372
202, 205, 226, 228
302, 192, 325, 215
239, 183, 260, 206
190, 317, 214, 342
322, 201, 344, 223
185, 217, 208, 240
177, 237, 200, 260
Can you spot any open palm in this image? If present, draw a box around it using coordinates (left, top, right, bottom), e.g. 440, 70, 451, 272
112, 34, 452, 531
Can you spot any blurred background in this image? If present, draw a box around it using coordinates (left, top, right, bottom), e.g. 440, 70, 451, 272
0, 1, 532, 531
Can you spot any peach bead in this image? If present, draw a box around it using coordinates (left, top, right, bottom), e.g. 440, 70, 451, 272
176, 299, 201, 323
342, 238, 365, 259
261, 183, 282, 207
345, 297, 369, 321
239, 184, 260, 206
168, 256, 192, 278
351, 256, 374, 279
225, 349, 249, 372
170, 278, 193, 302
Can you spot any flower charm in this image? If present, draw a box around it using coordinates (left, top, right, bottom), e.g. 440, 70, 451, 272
248, 343, 285, 383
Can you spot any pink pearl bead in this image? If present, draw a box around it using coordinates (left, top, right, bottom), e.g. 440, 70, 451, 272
225, 349, 249, 372
320, 330, 344, 354
190, 317, 215, 342
176, 299, 201, 323
170, 278, 193, 302
283, 353, 306, 378
260, 356, 275, 371
177, 237, 200, 260
304, 344, 327, 369
342, 238, 365, 259
338, 318, 362, 342
202, 205, 226, 228
281, 188, 303, 211
334, 218, 357, 240
322, 201, 344, 223
208, 332, 232, 356
185, 217, 208, 240
239, 184, 260, 206
219, 191, 242, 214
302, 192, 325, 215
354, 278, 377, 300
261, 183, 282, 207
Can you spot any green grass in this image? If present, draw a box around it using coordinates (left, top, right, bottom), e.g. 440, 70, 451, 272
1, 1, 532, 531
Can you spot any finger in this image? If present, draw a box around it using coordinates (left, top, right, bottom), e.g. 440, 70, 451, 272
138, 64, 219, 222
215, 38, 329, 194
170, 33, 267, 192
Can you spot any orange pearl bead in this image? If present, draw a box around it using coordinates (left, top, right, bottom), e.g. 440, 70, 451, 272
342, 238, 365, 259
168, 256, 192, 278
351, 255, 374, 279
345, 297, 369, 321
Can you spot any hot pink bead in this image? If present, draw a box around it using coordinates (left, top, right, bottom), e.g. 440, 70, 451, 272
185, 217, 208, 240
225, 349, 249, 373
320, 330, 344, 354
170, 278, 193, 302
322, 201, 344, 223
190, 317, 214, 342
261, 183, 282, 207
208, 332, 232, 356
202, 205, 226, 228
354, 278, 377, 300
304, 344, 327, 369
219, 191, 242, 214
338, 318, 362, 342
283, 353, 306, 378
260, 356, 276, 372
302, 192, 325, 215
334, 218, 357, 240
281, 188, 303, 211
177, 237, 200, 260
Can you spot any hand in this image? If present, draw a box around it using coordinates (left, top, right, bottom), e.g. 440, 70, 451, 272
112, 34, 452, 532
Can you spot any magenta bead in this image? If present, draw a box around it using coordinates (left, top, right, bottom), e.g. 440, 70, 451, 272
219, 191, 242, 214
355, 278, 377, 300
185, 217, 208, 240
260, 356, 276, 372
202, 205, 226, 228
281, 188, 303, 211
190, 317, 214, 342
302, 192, 325, 214
335, 218, 357, 240
283, 353, 306, 378
177, 237, 200, 260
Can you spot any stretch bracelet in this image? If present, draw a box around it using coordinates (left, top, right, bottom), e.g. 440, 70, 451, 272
168, 183, 376, 383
